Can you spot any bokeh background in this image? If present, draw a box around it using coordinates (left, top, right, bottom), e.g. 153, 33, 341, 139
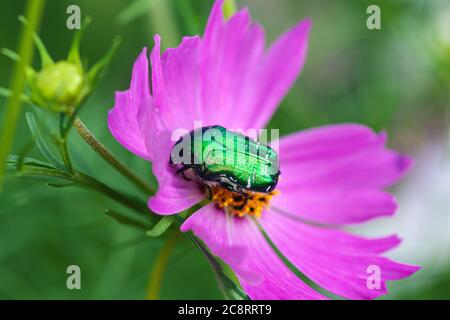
0, 0, 449, 299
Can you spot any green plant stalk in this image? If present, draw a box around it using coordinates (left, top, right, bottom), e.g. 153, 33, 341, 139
75, 170, 150, 215
58, 114, 74, 172
16, 164, 150, 217
147, 231, 179, 299
223, 0, 237, 19
72, 117, 154, 195
12, 158, 243, 298
0, 0, 46, 190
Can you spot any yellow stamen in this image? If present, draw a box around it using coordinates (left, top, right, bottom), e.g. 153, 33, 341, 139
210, 186, 280, 218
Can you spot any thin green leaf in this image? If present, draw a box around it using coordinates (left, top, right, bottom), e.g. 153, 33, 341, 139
9, 164, 71, 180
145, 216, 175, 238
223, 0, 237, 19
0, 87, 31, 103
18, 15, 53, 67
67, 16, 92, 68
46, 182, 75, 188
25, 112, 66, 171
6, 155, 58, 171
85, 37, 121, 89
0, 87, 11, 97
0, 50, 36, 84
1, 48, 21, 61
16, 138, 35, 171
105, 209, 151, 231
116, 0, 159, 26
191, 235, 248, 300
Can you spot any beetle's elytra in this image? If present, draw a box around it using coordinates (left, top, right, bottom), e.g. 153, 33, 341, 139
170, 125, 280, 194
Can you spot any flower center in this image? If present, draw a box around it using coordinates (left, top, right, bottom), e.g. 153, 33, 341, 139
210, 186, 280, 218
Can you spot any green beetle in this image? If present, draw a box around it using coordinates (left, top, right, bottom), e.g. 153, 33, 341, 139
170, 125, 280, 194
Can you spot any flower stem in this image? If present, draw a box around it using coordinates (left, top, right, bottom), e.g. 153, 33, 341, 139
72, 117, 154, 195
58, 114, 74, 172
147, 231, 178, 299
74, 170, 150, 216
0, 0, 46, 190
223, 0, 237, 19
15, 161, 150, 217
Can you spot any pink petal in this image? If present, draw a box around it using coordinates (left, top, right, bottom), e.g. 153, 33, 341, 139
272, 189, 398, 224
108, 48, 152, 160
200, 0, 310, 130
260, 210, 421, 300
150, 35, 202, 131
278, 124, 413, 190
242, 18, 311, 129
181, 204, 327, 300
136, 121, 204, 215
272, 124, 413, 224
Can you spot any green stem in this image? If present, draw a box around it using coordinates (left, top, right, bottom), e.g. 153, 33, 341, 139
147, 231, 178, 299
58, 114, 74, 172
74, 170, 150, 215
18, 164, 150, 217
72, 117, 154, 195
173, 215, 247, 300
223, 0, 237, 19
0, 0, 46, 190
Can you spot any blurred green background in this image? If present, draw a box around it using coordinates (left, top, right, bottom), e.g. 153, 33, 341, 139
0, 0, 449, 299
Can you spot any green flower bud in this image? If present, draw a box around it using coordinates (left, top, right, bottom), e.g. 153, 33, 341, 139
34, 61, 84, 106
1, 17, 120, 113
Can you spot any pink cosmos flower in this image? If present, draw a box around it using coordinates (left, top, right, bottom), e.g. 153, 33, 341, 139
108, 0, 420, 299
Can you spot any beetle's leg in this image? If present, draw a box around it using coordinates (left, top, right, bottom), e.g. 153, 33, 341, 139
205, 185, 213, 200
176, 166, 192, 181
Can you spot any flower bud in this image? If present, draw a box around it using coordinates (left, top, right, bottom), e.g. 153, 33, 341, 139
1, 17, 120, 113
34, 61, 84, 107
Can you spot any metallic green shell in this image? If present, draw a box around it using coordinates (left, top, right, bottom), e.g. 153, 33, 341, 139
180, 125, 280, 193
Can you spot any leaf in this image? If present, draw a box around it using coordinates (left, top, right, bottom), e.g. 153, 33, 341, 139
18, 15, 53, 68
105, 209, 150, 231
145, 216, 175, 238
6, 155, 60, 171
67, 16, 92, 68
223, 0, 237, 19
85, 37, 121, 90
25, 112, 66, 171
116, 0, 159, 26
0, 87, 12, 97
0, 87, 31, 103
190, 235, 248, 300
1, 48, 21, 61
46, 182, 75, 188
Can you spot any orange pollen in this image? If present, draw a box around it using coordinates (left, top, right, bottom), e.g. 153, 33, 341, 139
210, 186, 280, 218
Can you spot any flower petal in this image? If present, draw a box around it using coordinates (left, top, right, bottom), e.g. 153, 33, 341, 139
150, 35, 202, 131
200, 0, 310, 130
201, 2, 264, 129
181, 204, 326, 300
272, 124, 412, 224
135, 118, 204, 215
260, 210, 421, 300
272, 189, 398, 225
278, 124, 413, 190
242, 18, 311, 129
108, 48, 152, 160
